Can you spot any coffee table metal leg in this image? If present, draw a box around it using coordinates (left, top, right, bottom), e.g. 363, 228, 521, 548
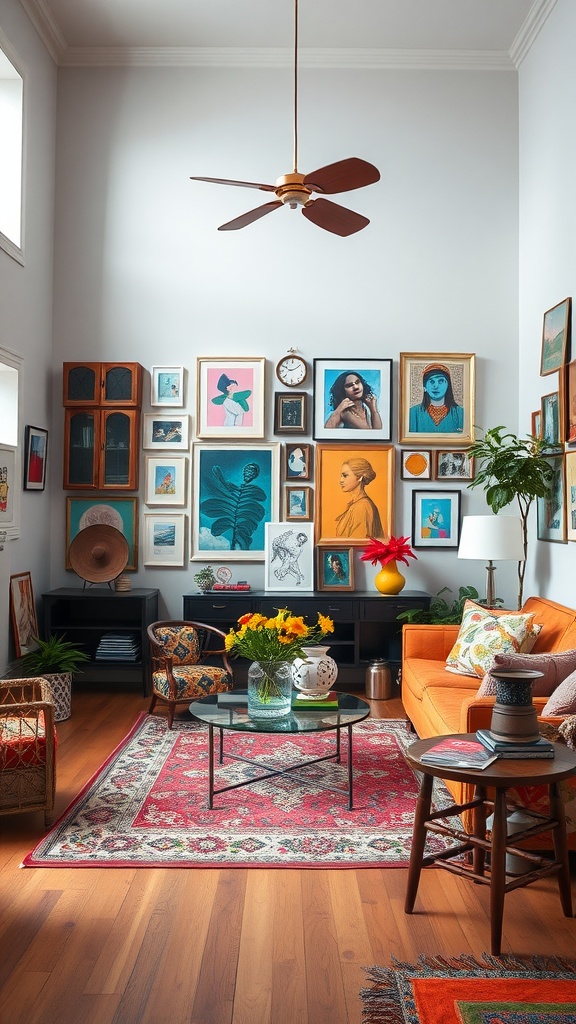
489, 788, 508, 956
405, 772, 433, 914
208, 723, 215, 810
347, 724, 354, 810
549, 781, 573, 917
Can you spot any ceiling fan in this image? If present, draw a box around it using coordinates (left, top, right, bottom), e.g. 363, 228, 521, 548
190, 0, 380, 236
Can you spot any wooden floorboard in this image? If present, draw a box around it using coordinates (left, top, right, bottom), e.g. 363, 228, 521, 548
0, 685, 575, 1024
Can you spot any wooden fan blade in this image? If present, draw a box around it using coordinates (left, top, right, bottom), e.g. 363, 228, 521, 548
190, 176, 276, 192
304, 158, 380, 195
302, 198, 369, 236
218, 201, 283, 231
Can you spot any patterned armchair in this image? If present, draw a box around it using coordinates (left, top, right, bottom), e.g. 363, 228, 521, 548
147, 620, 234, 728
0, 678, 57, 828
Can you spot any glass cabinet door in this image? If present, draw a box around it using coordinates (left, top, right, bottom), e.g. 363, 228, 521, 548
102, 363, 142, 406
63, 363, 99, 405
64, 410, 97, 487
102, 409, 139, 489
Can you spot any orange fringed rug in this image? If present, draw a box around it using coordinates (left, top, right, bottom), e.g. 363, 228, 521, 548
361, 954, 576, 1024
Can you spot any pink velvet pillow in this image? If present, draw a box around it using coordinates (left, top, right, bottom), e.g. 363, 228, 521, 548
541, 670, 576, 716
477, 649, 576, 698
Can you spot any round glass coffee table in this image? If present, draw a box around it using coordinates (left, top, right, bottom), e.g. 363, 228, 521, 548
189, 690, 370, 810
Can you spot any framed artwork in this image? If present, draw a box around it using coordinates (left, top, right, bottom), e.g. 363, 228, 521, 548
143, 513, 186, 566
0, 446, 17, 530
273, 391, 307, 435
541, 391, 560, 448
284, 443, 313, 481
316, 546, 354, 592
284, 485, 313, 521
151, 366, 184, 407
23, 425, 48, 490
400, 450, 432, 480
531, 409, 542, 439
142, 414, 189, 450
264, 522, 314, 592
399, 352, 475, 445
540, 297, 571, 376
196, 357, 265, 439
66, 497, 138, 569
565, 451, 576, 541
9, 571, 39, 658
434, 449, 474, 481
536, 454, 566, 542
314, 443, 394, 547
312, 358, 393, 441
565, 359, 576, 446
192, 443, 280, 561
411, 489, 461, 549
145, 456, 187, 506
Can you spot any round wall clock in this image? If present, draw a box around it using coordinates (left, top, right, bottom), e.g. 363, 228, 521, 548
275, 353, 308, 387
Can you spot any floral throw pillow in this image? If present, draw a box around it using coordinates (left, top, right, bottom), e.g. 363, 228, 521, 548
445, 600, 536, 679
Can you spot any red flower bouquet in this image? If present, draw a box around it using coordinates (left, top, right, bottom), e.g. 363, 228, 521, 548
360, 536, 417, 568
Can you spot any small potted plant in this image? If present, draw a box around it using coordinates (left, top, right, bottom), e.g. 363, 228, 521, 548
193, 566, 216, 594
18, 634, 90, 722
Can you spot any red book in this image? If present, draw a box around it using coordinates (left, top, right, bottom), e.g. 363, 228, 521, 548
419, 737, 498, 769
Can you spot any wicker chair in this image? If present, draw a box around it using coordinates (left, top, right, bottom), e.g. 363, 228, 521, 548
0, 678, 57, 828
147, 620, 234, 728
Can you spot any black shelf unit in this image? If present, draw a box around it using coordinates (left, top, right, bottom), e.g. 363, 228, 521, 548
183, 590, 430, 689
42, 587, 159, 696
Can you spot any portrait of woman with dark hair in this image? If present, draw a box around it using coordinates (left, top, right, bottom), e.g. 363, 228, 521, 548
324, 371, 382, 430
409, 363, 464, 434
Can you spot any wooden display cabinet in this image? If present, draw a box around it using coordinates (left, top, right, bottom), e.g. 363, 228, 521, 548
63, 362, 142, 407
63, 408, 140, 489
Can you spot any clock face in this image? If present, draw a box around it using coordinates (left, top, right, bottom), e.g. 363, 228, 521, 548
276, 356, 308, 387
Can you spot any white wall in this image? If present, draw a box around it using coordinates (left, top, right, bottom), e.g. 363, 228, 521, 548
0, 0, 57, 671
519, 0, 576, 606
49, 62, 521, 616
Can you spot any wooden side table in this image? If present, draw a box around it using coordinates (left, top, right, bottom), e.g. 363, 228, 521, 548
404, 734, 576, 955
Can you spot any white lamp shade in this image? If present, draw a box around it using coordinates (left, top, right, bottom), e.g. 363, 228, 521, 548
458, 515, 525, 562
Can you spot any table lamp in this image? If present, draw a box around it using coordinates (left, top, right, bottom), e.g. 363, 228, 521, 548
457, 515, 524, 608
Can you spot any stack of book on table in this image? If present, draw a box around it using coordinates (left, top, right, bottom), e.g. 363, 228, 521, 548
476, 728, 555, 759
95, 632, 141, 662
419, 737, 498, 770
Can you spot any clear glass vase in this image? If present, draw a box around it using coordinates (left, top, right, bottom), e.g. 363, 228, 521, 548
247, 660, 293, 719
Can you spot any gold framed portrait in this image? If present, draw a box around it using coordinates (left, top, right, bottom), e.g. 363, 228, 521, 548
314, 443, 394, 547
399, 352, 475, 445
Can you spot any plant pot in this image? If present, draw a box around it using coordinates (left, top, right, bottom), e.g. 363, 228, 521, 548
247, 661, 293, 719
40, 671, 73, 721
374, 561, 405, 595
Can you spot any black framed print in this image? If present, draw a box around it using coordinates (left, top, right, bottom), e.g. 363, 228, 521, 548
411, 489, 461, 549
23, 425, 48, 490
313, 359, 392, 441
274, 392, 307, 434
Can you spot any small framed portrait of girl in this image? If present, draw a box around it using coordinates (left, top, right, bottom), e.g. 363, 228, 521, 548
317, 546, 354, 591
313, 359, 393, 441
399, 353, 475, 445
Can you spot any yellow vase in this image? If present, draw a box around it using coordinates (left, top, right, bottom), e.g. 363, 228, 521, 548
374, 560, 405, 595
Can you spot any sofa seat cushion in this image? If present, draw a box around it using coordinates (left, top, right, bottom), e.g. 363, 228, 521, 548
0, 713, 52, 770
151, 667, 231, 700
420, 685, 478, 737
403, 658, 481, 706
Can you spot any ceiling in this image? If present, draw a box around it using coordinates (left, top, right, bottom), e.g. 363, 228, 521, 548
19, 0, 555, 68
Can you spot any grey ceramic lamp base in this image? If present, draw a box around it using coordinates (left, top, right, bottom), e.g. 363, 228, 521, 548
489, 669, 544, 744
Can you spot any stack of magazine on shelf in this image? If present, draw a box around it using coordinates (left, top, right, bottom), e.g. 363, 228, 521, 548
476, 728, 555, 759
95, 632, 141, 662
419, 737, 498, 770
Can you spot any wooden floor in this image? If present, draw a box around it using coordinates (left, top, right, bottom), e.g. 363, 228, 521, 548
1, 684, 575, 1024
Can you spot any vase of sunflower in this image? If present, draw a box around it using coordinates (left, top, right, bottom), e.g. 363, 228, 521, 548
225, 608, 334, 719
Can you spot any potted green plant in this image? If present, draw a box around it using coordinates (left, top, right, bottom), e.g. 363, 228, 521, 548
397, 585, 496, 625
18, 634, 90, 722
467, 426, 555, 609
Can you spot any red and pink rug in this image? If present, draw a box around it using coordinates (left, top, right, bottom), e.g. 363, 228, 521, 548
23, 713, 453, 869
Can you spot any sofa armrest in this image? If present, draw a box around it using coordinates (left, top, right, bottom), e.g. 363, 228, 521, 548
459, 694, 568, 734
402, 623, 460, 662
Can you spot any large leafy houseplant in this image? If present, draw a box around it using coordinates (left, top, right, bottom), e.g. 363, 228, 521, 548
19, 634, 90, 676
466, 426, 555, 609
397, 586, 495, 625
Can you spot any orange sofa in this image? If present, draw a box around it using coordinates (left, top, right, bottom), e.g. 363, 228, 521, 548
401, 595, 576, 848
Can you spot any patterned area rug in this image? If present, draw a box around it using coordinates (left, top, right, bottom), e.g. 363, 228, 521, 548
361, 954, 576, 1024
23, 713, 454, 868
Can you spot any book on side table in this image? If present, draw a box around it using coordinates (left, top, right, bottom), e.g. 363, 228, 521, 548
419, 737, 498, 770
476, 728, 555, 759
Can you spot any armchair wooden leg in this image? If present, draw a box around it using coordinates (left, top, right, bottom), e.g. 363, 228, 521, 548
167, 703, 175, 729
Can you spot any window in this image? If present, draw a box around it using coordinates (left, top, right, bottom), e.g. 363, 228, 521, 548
0, 31, 24, 264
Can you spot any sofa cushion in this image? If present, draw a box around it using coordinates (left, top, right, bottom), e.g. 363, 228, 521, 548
445, 601, 536, 679
541, 669, 576, 715
478, 648, 576, 698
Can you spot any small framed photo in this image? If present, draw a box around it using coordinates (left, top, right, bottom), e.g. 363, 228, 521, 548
399, 352, 475, 445
9, 571, 39, 658
434, 449, 474, 481
565, 359, 576, 446
314, 443, 394, 547
23, 426, 48, 490
264, 522, 314, 592
142, 414, 189, 450
196, 357, 265, 439
531, 409, 542, 439
536, 454, 566, 542
284, 443, 313, 481
151, 366, 184, 407
284, 485, 313, 521
540, 297, 571, 376
317, 546, 354, 591
400, 450, 432, 480
313, 358, 393, 441
274, 392, 307, 435
145, 456, 187, 506
541, 391, 561, 448
143, 513, 186, 566
565, 451, 576, 541
411, 489, 461, 549
66, 497, 138, 570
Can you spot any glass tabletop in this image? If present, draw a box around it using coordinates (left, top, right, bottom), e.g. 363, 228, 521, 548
189, 690, 370, 734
